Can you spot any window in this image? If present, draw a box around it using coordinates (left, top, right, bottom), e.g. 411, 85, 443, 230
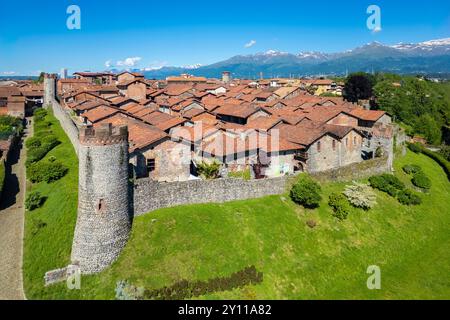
146, 158, 156, 173
97, 199, 105, 213
354, 136, 357, 146
317, 141, 321, 152
332, 140, 336, 151
345, 138, 348, 147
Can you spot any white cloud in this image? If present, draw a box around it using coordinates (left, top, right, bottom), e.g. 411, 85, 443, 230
244, 40, 257, 48
1, 71, 16, 75
105, 60, 112, 68
116, 57, 142, 67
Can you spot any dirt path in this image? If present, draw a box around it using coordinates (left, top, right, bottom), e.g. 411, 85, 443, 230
0, 118, 32, 300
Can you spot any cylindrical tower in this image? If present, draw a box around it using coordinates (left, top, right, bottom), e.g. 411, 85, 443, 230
43, 73, 57, 107
71, 123, 132, 274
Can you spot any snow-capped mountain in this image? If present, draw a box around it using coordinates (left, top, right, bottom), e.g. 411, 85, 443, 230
143, 38, 450, 79
390, 38, 450, 56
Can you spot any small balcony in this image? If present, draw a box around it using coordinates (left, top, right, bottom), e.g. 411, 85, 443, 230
294, 151, 309, 161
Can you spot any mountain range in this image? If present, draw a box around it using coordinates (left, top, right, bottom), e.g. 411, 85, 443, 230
140, 38, 450, 79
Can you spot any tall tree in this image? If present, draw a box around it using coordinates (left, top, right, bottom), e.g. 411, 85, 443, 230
343, 72, 375, 103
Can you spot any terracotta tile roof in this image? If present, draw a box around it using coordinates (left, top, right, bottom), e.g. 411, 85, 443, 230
109, 96, 139, 106
82, 105, 120, 123
164, 84, 194, 96
167, 76, 207, 83
75, 100, 110, 112
214, 104, 267, 119
199, 130, 301, 156
192, 112, 218, 126
117, 79, 148, 87
133, 106, 157, 118
170, 123, 219, 143
245, 117, 284, 131
349, 108, 386, 122
94, 113, 168, 152
181, 108, 205, 120
140, 111, 186, 131
273, 86, 300, 99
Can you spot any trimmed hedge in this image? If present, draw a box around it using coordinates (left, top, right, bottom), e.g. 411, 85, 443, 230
402, 164, 422, 175
411, 172, 432, 190
27, 161, 68, 183
116, 265, 263, 300
397, 189, 422, 206
369, 174, 405, 195
25, 135, 61, 167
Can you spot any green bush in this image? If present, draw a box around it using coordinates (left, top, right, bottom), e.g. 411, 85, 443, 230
402, 164, 422, 175
369, 174, 405, 195
25, 191, 46, 211
25, 135, 61, 167
397, 189, 422, 206
343, 182, 377, 210
328, 193, 351, 220
408, 142, 423, 153
25, 136, 42, 149
412, 172, 432, 190
420, 148, 450, 181
196, 160, 221, 179
290, 175, 322, 208
27, 161, 68, 183
33, 108, 48, 122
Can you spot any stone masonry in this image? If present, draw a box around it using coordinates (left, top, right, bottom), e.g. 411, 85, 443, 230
70, 124, 132, 274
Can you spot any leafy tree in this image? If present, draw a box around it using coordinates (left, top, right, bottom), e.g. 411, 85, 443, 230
343, 72, 375, 103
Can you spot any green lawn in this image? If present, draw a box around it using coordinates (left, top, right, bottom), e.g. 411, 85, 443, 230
23, 112, 450, 299
23, 109, 78, 299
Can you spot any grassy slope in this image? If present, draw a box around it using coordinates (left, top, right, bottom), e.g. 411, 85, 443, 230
27, 146, 450, 300
23, 110, 78, 299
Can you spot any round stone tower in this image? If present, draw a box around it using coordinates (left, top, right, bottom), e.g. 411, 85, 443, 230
43, 73, 57, 106
71, 123, 132, 274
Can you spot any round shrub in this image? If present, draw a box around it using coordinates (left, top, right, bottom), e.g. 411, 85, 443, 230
290, 175, 322, 208
402, 164, 422, 175
328, 193, 351, 220
25, 191, 46, 211
397, 189, 422, 206
27, 161, 68, 183
411, 172, 431, 190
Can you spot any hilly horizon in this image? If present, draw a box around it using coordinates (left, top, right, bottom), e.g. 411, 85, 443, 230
138, 38, 450, 79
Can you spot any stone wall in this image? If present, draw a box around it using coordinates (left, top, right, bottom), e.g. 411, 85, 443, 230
133, 176, 290, 216
310, 155, 390, 183
134, 156, 391, 216
50, 100, 80, 156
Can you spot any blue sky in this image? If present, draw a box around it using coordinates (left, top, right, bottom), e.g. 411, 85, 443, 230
1, 0, 449, 75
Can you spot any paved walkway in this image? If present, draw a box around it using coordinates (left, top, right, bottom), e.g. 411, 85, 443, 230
0, 118, 32, 300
